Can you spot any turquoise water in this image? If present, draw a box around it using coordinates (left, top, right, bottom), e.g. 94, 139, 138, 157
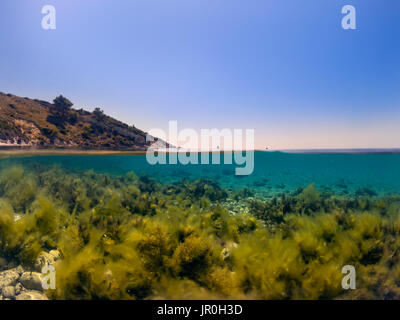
1, 152, 400, 197
1, 151, 400, 300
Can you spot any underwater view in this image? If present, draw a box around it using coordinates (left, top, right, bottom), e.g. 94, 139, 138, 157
1, 0, 399, 311
1, 152, 400, 300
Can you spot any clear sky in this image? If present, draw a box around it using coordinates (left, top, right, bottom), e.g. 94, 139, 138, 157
0, 0, 399, 149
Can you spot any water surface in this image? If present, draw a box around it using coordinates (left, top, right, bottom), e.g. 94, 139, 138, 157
2, 152, 399, 196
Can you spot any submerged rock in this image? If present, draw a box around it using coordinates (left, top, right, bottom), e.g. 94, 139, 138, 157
0, 250, 58, 300
20, 272, 44, 292
15, 283, 23, 295
9, 265, 24, 276
34, 250, 61, 272
0, 270, 20, 288
2, 286, 16, 299
16, 291, 48, 300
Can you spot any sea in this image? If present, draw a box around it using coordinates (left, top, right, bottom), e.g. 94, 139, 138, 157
1, 151, 399, 198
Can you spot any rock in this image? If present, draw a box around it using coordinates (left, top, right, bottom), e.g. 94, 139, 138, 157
0, 270, 19, 288
2, 286, 15, 299
49, 250, 61, 260
20, 272, 44, 291
15, 283, 23, 295
34, 250, 61, 272
16, 291, 48, 300
9, 265, 24, 276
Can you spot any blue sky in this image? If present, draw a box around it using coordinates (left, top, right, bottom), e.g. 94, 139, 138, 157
0, 0, 399, 149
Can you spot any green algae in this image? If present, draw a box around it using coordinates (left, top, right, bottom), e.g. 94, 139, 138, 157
0, 165, 400, 299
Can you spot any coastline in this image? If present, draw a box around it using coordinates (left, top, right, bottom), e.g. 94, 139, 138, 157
0, 149, 148, 159
0, 148, 399, 159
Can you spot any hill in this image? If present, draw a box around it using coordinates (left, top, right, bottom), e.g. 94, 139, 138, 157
0, 92, 158, 150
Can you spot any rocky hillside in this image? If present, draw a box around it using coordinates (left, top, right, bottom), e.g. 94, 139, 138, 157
0, 92, 158, 150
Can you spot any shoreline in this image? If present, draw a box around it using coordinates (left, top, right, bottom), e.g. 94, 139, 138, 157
0, 149, 148, 158
0, 148, 399, 158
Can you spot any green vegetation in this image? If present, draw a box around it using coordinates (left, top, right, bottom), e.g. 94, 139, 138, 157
53, 95, 73, 111
0, 165, 400, 299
